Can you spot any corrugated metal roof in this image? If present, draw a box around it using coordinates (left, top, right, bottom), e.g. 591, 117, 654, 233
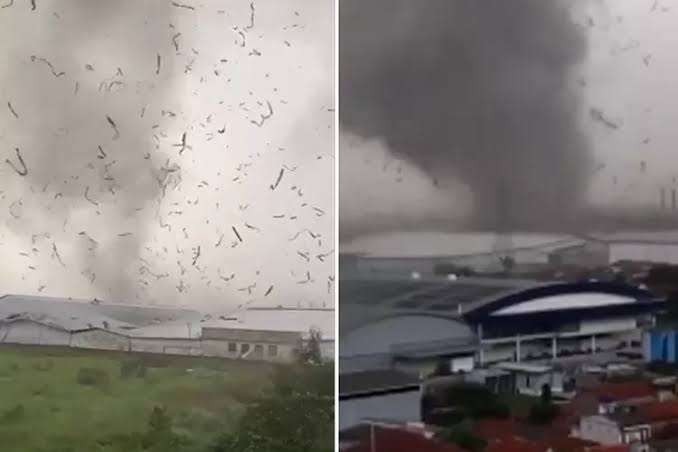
202, 307, 335, 340
0, 294, 201, 335
588, 230, 678, 245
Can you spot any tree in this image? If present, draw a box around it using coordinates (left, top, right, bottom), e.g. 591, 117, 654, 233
528, 384, 559, 425
296, 328, 323, 365
540, 383, 552, 405
210, 363, 333, 452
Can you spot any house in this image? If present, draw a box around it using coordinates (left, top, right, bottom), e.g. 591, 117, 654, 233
578, 399, 678, 450
492, 362, 566, 397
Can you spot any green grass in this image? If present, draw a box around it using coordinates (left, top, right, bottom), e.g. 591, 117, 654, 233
0, 344, 273, 452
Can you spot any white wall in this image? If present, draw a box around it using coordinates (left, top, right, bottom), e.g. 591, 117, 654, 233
0, 320, 70, 346
579, 318, 637, 335
341, 316, 473, 358
451, 356, 474, 373
339, 390, 421, 431
579, 416, 623, 445
610, 243, 678, 264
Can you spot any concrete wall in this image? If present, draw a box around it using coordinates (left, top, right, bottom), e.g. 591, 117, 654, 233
579, 416, 623, 445
579, 318, 637, 335
0, 320, 321, 363
451, 356, 474, 373
0, 320, 70, 346
609, 243, 678, 265
339, 390, 421, 431
131, 337, 203, 356
201, 338, 296, 362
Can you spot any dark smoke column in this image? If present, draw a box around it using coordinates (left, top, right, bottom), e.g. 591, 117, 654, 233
340, 0, 592, 232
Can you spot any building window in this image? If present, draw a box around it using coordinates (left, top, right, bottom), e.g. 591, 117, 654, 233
241, 343, 250, 354
254, 344, 263, 358
268, 344, 278, 357
228, 342, 237, 353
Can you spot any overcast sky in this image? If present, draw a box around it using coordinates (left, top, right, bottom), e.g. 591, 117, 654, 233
0, 0, 334, 311
340, 0, 678, 246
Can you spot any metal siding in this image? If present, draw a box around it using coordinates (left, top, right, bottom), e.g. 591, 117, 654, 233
341, 316, 473, 357
610, 243, 678, 264
339, 390, 421, 430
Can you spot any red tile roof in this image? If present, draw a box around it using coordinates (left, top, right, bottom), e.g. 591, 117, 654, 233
594, 381, 656, 402
638, 399, 678, 423
585, 446, 630, 452
342, 425, 464, 452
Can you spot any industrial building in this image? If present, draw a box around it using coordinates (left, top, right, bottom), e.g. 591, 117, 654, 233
0, 294, 334, 363
340, 273, 661, 376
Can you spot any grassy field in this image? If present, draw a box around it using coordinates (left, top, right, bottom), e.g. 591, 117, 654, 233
0, 345, 275, 452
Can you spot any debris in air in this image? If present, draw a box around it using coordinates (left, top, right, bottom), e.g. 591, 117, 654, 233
250, 101, 273, 127
5, 148, 28, 176
30, 56, 65, 77
270, 168, 284, 190
232, 226, 243, 242
590, 108, 619, 130
106, 115, 120, 140
171, 1, 194, 10
7, 102, 18, 118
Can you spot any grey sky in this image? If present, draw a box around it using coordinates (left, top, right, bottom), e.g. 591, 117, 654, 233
340, 0, 678, 244
0, 0, 334, 310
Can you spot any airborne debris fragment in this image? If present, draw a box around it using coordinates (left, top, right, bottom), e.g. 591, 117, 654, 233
250, 101, 273, 127
270, 168, 284, 190
171, 1, 194, 10
7, 102, 18, 118
5, 148, 28, 176
30, 55, 65, 77
105, 115, 120, 140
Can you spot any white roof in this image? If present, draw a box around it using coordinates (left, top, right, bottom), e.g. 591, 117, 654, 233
590, 230, 678, 245
340, 232, 579, 258
203, 307, 335, 340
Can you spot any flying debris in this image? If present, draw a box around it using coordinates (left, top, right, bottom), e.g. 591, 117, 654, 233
250, 101, 273, 127
231, 226, 243, 242
7, 102, 18, 118
270, 168, 284, 190
590, 108, 619, 130
192, 245, 201, 266
171, 1, 194, 10
172, 33, 182, 51
51, 242, 65, 267
5, 148, 28, 176
245, 1, 255, 30
264, 285, 273, 297
30, 55, 65, 77
105, 115, 120, 140
84, 186, 99, 206
97, 145, 107, 159
173, 132, 191, 154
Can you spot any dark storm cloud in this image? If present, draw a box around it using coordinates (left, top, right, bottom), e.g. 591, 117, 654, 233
340, 0, 593, 233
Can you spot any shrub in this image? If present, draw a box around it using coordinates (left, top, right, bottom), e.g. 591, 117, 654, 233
528, 401, 560, 425
1, 404, 25, 423
32, 359, 54, 372
76, 367, 110, 389
438, 426, 487, 452
120, 358, 147, 379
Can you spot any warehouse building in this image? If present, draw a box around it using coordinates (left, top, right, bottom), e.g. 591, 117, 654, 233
340, 270, 663, 375
0, 295, 334, 363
